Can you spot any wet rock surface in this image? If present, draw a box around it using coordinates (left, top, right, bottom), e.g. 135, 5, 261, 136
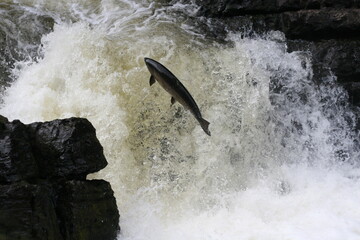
28, 118, 108, 181
0, 182, 62, 240
0, 3, 55, 90
196, 0, 360, 17
0, 117, 120, 240
194, 0, 360, 107
0, 118, 38, 183
58, 180, 120, 240
287, 39, 360, 84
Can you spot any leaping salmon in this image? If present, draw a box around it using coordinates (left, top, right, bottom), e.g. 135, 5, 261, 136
144, 57, 211, 136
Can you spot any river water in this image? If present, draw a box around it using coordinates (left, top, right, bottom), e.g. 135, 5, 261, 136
1, 0, 360, 239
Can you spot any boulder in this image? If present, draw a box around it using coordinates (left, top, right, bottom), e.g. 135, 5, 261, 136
0, 118, 38, 183
0, 116, 120, 240
57, 180, 120, 240
28, 118, 107, 180
0, 182, 62, 240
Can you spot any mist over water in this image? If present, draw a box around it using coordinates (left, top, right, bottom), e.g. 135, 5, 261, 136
1, 1, 360, 239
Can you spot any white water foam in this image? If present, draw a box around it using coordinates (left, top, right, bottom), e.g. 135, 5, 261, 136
1, 1, 360, 239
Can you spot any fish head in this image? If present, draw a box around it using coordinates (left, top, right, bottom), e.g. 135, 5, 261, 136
144, 57, 157, 75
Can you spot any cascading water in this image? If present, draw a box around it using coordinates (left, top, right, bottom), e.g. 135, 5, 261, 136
1, 1, 360, 239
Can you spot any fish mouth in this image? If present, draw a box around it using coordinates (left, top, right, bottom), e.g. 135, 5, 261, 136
144, 57, 156, 69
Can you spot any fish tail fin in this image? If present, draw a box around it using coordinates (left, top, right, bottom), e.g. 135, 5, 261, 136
199, 118, 211, 136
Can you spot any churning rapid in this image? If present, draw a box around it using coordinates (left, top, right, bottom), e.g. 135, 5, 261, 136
1, 0, 360, 239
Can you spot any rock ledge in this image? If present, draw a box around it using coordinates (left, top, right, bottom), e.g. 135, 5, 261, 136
0, 116, 119, 240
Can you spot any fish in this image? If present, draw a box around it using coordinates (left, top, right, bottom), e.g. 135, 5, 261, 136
144, 57, 211, 136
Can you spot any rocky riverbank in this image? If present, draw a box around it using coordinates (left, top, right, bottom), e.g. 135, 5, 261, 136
0, 116, 119, 240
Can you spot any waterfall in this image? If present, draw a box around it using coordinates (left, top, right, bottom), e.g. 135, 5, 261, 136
1, 1, 360, 239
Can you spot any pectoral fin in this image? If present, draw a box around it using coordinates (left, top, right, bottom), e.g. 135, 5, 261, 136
171, 97, 176, 105
149, 75, 156, 86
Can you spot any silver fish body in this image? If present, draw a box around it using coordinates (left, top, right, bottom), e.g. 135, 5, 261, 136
144, 57, 211, 136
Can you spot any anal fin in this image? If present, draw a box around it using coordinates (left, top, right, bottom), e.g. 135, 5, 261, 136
171, 97, 176, 105
150, 75, 156, 86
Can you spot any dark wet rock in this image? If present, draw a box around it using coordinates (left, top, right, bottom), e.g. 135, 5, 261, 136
0, 3, 55, 90
310, 40, 360, 84
287, 39, 360, 105
0, 115, 8, 123
279, 9, 360, 40
193, 0, 360, 108
220, 9, 360, 41
196, 0, 360, 17
0, 28, 14, 90
194, 0, 360, 41
343, 82, 360, 106
0, 119, 38, 184
28, 118, 107, 180
288, 39, 360, 83
0, 116, 120, 240
0, 182, 62, 240
57, 180, 120, 240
